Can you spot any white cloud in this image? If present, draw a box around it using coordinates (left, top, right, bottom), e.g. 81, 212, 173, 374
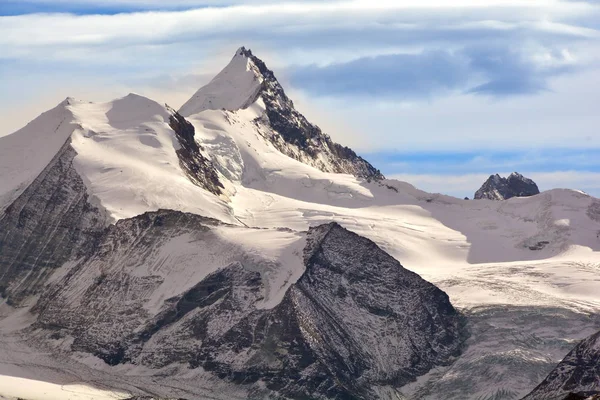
389, 173, 492, 197
13, 0, 595, 9
0, 0, 596, 59
297, 63, 600, 153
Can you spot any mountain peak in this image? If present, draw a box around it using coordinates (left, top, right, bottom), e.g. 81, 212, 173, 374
235, 46, 253, 58
61, 96, 76, 106
474, 172, 540, 200
178, 47, 265, 117
179, 47, 384, 180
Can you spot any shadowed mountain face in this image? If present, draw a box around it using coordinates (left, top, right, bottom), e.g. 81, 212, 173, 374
0, 140, 108, 306
29, 212, 465, 399
523, 330, 600, 400
167, 108, 224, 195
560, 394, 600, 400
475, 172, 540, 200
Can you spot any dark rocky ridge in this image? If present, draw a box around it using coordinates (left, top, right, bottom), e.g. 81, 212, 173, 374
33, 210, 224, 366
125, 397, 188, 400
561, 394, 600, 400
523, 330, 600, 400
28, 213, 465, 399
475, 172, 540, 200
0, 139, 108, 306
0, 134, 465, 397
168, 108, 224, 195
238, 47, 384, 181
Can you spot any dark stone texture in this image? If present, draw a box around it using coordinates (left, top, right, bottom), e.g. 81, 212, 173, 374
137, 222, 465, 399
34, 210, 221, 363
0, 134, 463, 399
22, 212, 464, 399
168, 108, 224, 195
239, 47, 384, 181
475, 172, 540, 200
561, 393, 600, 400
523, 331, 600, 400
0, 140, 107, 306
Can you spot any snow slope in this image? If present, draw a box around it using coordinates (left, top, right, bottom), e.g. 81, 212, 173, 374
179, 47, 263, 116
1, 47, 600, 399
68, 93, 234, 223
0, 376, 127, 400
0, 99, 77, 213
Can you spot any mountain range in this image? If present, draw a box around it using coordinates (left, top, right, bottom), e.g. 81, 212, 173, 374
0, 47, 599, 400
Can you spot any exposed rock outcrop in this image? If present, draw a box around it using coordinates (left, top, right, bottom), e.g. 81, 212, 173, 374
523, 330, 600, 400
0, 139, 108, 306
22, 208, 464, 399
168, 108, 224, 195
475, 172, 540, 200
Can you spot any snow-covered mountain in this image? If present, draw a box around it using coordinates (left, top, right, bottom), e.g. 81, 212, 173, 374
180, 47, 383, 180
1, 47, 600, 400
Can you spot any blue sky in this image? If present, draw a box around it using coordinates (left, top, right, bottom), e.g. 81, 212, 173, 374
1, 0, 600, 198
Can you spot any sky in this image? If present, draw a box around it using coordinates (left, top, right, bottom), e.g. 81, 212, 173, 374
1, 0, 600, 198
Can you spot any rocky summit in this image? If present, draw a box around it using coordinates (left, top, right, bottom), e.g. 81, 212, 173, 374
474, 172, 540, 200
179, 47, 383, 181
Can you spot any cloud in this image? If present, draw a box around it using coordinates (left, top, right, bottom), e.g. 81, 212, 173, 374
289, 43, 579, 97
1, 0, 592, 104
0, 1, 596, 59
0, 0, 321, 16
389, 173, 492, 197
5, 0, 596, 13
293, 65, 600, 153
290, 51, 472, 98
468, 78, 547, 95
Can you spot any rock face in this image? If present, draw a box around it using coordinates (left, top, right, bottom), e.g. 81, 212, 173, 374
523, 330, 600, 400
28, 215, 465, 399
474, 172, 540, 200
561, 394, 600, 400
167, 108, 224, 195
179, 47, 383, 181
0, 139, 108, 306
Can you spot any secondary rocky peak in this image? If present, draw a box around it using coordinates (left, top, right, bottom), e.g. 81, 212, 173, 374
507, 171, 539, 194
474, 172, 540, 200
